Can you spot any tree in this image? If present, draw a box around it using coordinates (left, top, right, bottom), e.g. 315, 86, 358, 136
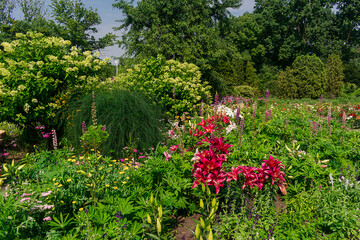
337, 0, 360, 45
113, 0, 242, 95
17, 0, 46, 22
276, 67, 297, 99
226, 13, 266, 64
0, 0, 15, 25
276, 54, 326, 99
51, 0, 115, 51
254, 0, 339, 66
113, 0, 241, 61
325, 54, 344, 98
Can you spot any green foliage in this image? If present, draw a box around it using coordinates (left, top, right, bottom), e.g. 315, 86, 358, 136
325, 54, 344, 98
0, 31, 109, 130
50, 0, 116, 51
17, 0, 46, 23
276, 55, 326, 99
276, 67, 298, 99
227, 13, 266, 64
232, 85, 257, 98
344, 59, 360, 87
111, 56, 212, 117
0, 0, 15, 25
80, 125, 109, 154
65, 89, 164, 158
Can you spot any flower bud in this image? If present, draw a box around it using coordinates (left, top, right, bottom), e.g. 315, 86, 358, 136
200, 199, 204, 209
146, 214, 152, 224
156, 218, 161, 234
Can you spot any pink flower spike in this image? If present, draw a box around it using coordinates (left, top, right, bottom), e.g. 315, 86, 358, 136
43, 216, 52, 221
21, 193, 32, 197
20, 197, 31, 202
40, 191, 52, 197
133, 149, 137, 153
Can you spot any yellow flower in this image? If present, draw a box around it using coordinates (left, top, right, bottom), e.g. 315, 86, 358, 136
54, 182, 59, 185
113, 187, 118, 190
79, 208, 84, 211
90, 149, 95, 151
79, 156, 84, 160
123, 167, 129, 170
105, 184, 110, 187
71, 159, 76, 163
114, 181, 117, 183
126, 177, 129, 180
58, 184, 63, 187
112, 160, 117, 163
125, 158, 128, 160
53, 178, 56, 181
119, 171, 125, 174
67, 179, 71, 182
107, 170, 110, 173
72, 201, 76, 204
122, 181, 127, 184
109, 164, 112, 167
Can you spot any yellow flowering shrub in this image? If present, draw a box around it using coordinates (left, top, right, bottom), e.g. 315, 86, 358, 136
109, 56, 211, 116
0, 32, 109, 128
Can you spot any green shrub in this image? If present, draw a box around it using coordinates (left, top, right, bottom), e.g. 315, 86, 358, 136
110, 56, 212, 117
232, 85, 257, 98
0, 31, 109, 131
276, 67, 298, 99
325, 54, 344, 98
276, 54, 326, 99
65, 90, 164, 158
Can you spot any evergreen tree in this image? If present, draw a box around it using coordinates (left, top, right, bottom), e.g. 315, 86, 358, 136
325, 54, 344, 98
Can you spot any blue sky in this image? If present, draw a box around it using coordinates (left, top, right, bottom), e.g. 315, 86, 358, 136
13, 0, 256, 61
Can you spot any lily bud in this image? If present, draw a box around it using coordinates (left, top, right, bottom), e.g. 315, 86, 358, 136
150, 193, 154, 205
211, 197, 216, 208
156, 218, 161, 234
208, 229, 213, 240
200, 217, 205, 228
146, 214, 152, 224
158, 205, 163, 218
200, 199, 204, 209
195, 224, 200, 239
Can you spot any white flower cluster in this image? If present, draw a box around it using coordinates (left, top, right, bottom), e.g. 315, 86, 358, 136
215, 105, 241, 119
226, 122, 237, 134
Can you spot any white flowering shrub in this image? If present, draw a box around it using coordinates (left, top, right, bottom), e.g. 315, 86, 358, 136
109, 56, 211, 116
0, 32, 110, 128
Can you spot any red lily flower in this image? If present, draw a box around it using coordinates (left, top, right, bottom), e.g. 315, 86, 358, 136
202, 123, 215, 133
210, 137, 233, 155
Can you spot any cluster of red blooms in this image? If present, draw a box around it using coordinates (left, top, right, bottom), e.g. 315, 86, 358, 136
189, 115, 230, 137
227, 156, 286, 195
190, 114, 286, 194
338, 104, 360, 119
191, 137, 232, 194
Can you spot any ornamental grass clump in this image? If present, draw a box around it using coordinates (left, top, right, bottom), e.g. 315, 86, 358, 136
65, 90, 164, 158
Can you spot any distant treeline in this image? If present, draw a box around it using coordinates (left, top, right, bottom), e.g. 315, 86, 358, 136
1, 0, 360, 98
